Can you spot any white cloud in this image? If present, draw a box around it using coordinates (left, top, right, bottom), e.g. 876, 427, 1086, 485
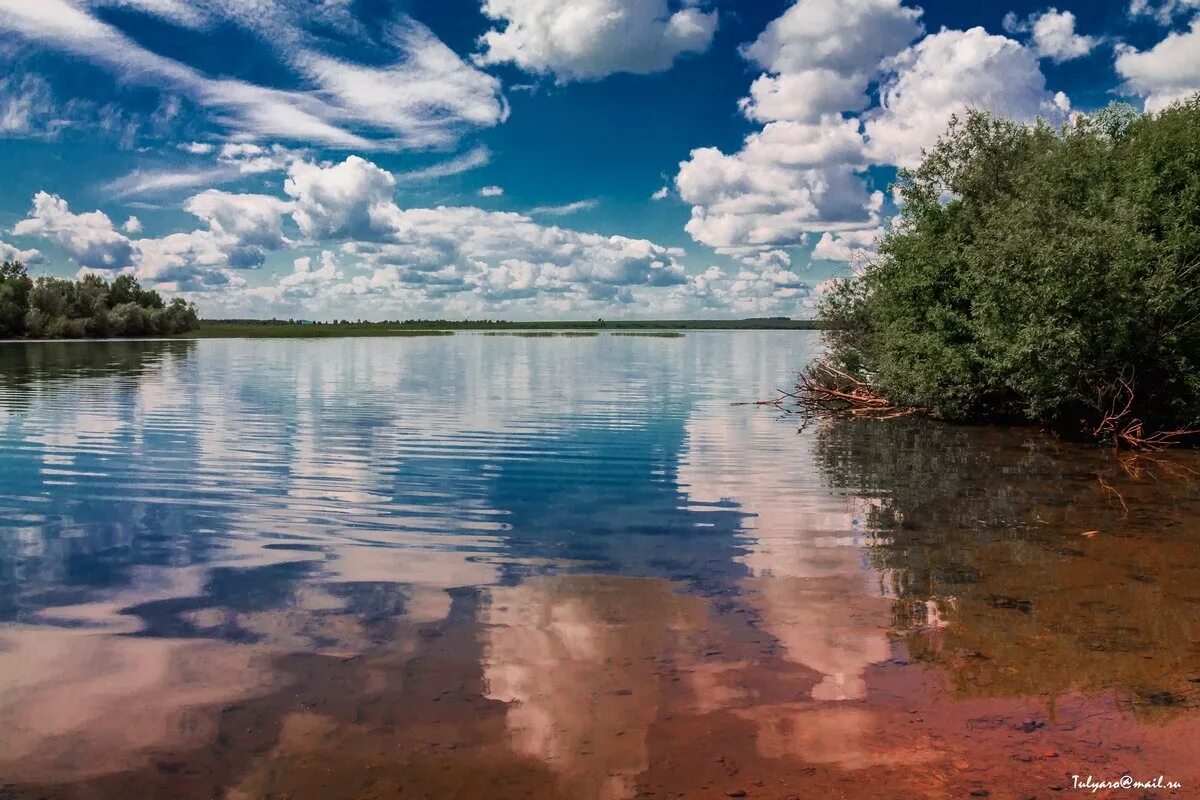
1003, 8, 1098, 63
651, 186, 670, 201
104, 167, 236, 198
179, 141, 214, 155
1128, 0, 1200, 25
13, 186, 292, 287
284, 156, 399, 241
130, 229, 239, 288
475, 0, 717, 81
0, 0, 507, 149
672, 0, 921, 254
527, 199, 599, 216
355, 206, 688, 296
13, 192, 136, 270
0, 73, 55, 135
0, 239, 45, 264
182, 190, 292, 250
122, 215, 142, 234
216, 143, 303, 174
675, 116, 879, 250
735, 249, 792, 270
738, 0, 923, 122
740, 71, 871, 125
479, 185, 505, 197
16, 155, 761, 316
1115, 16, 1200, 112
865, 27, 1064, 168
812, 227, 881, 262
395, 146, 490, 182
262, 251, 346, 301
104, 143, 306, 198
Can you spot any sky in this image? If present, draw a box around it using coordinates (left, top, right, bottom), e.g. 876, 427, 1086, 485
0, 0, 1197, 321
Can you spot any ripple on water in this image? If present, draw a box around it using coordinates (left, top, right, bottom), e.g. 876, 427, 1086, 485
2, 333, 1200, 799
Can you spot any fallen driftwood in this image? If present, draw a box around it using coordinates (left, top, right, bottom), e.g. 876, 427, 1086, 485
737, 362, 1198, 450
1091, 376, 1196, 450
731, 360, 919, 420
793, 361, 920, 419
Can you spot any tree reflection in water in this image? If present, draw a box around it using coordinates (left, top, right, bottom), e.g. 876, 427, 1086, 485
814, 417, 1200, 718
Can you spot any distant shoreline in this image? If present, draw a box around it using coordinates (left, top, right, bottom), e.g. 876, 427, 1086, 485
180, 319, 824, 338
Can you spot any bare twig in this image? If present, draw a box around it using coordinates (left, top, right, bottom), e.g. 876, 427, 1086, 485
791, 360, 921, 419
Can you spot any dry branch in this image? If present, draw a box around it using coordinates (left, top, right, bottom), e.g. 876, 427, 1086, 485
1091, 376, 1197, 450
792, 360, 920, 419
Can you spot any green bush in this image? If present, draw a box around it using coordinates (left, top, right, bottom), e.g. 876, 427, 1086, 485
819, 95, 1200, 443
0, 261, 200, 340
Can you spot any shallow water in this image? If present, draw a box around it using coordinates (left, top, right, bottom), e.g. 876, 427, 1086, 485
1, 334, 1198, 799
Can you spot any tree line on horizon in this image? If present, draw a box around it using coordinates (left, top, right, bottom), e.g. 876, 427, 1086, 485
0, 261, 199, 339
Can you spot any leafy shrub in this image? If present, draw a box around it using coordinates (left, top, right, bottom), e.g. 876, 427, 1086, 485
0, 261, 200, 340
819, 96, 1200, 443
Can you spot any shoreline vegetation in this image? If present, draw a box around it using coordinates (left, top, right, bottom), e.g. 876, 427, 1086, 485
0, 262, 200, 339
800, 97, 1200, 449
184, 317, 820, 338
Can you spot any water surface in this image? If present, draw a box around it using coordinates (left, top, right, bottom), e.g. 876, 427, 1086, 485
1, 334, 1198, 799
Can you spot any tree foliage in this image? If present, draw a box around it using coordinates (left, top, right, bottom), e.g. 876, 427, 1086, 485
0, 262, 199, 339
819, 95, 1200, 443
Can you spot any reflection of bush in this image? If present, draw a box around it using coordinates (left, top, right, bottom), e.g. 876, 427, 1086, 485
814, 417, 1200, 719
0, 338, 195, 393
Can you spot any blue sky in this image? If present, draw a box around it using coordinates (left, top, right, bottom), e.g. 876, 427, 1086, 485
0, 0, 1197, 320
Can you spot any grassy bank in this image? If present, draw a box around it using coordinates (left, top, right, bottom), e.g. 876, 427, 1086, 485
187, 318, 821, 338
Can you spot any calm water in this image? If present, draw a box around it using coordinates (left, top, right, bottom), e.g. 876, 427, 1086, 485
1, 334, 1199, 799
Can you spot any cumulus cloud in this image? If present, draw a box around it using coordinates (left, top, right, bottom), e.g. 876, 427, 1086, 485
182, 190, 292, 249
675, 116, 879, 249
260, 251, 346, 302
812, 227, 881, 263
13, 185, 293, 287
1003, 8, 1098, 63
13, 192, 136, 270
672, 0, 921, 254
1115, 16, 1200, 112
0, 0, 506, 149
285, 156, 399, 241
651, 186, 670, 201
80, 154, 676, 314
865, 27, 1064, 168
475, 0, 717, 81
0, 239, 44, 264
738, 0, 923, 123
16, 154, 814, 317
130, 229, 237, 288
479, 186, 504, 197
122, 216, 142, 234
344, 206, 688, 300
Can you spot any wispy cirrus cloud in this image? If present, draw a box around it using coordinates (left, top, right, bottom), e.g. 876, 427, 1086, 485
395, 146, 491, 182
527, 199, 599, 216
0, 0, 507, 150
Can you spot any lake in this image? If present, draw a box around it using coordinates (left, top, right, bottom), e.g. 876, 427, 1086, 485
1, 333, 1198, 799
